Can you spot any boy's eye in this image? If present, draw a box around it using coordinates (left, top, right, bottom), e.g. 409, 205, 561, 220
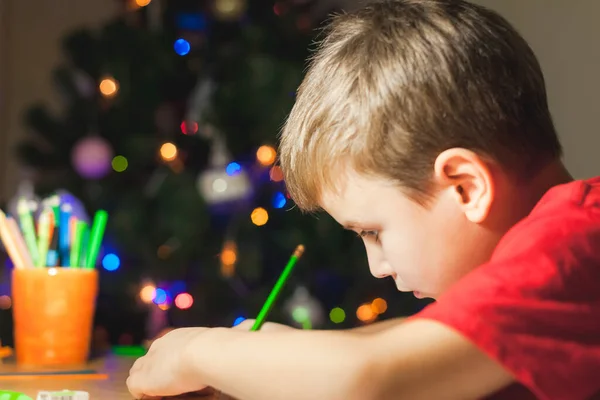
358, 230, 379, 242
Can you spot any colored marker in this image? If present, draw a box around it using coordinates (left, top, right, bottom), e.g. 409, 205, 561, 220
59, 203, 72, 266
36, 210, 51, 267
17, 198, 39, 266
70, 220, 87, 268
85, 210, 108, 269
0, 211, 27, 269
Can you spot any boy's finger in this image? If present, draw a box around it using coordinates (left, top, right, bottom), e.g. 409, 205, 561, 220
232, 319, 255, 330
232, 319, 294, 332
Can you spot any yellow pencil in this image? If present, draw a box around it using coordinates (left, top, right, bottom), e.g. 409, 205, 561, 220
0, 210, 27, 269
7, 217, 33, 268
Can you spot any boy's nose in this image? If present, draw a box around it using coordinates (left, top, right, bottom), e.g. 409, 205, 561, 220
369, 260, 393, 279
365, 247, 394, 278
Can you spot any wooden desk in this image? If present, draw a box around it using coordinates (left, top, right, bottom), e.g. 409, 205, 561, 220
1, 356, 229, 399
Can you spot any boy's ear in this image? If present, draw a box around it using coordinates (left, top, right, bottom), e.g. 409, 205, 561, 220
433, 148, 494, 223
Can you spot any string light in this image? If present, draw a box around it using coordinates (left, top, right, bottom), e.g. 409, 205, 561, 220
273, 2, 285, 16
135, 0, 151, 6
251, 207, 269, 226
371, 298, 388, 314
296, 15, 312, 32
221, 243, 237, 266
174, 38, 191, 56
140, 285, 156, 303
157, 244, 173, 259
292, 306, 310, 323
269, 166, 284, 182
102, 253, 121, 271
174, 293, 194, 310
112, 155, 128, 172
213, 0, 247, 21
158, 303, 170, 311
160, 142, 178, 162
99, 77, 119, 98
356, 303, 377, 323
153, 288, 168, 305
329, 307, 345, 323
212, 178, 227, 193
233, 316, 246, 326
180, 120, 198, 135
226, 162, 242, 176
220, 240, 237, 277
0, 295, 11, 310
272, 192, 286, 209
256, 145, 276, 166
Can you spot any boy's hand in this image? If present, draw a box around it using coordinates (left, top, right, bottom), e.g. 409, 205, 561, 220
128, 321, 291, 398
127, 327, 209, 399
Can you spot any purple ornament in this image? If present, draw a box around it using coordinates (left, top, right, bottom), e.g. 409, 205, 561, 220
71, 136, 113, 179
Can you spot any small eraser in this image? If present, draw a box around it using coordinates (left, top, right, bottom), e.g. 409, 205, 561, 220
36, 390, 89, 400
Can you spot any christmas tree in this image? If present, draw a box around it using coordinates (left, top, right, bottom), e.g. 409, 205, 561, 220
14, 0, 426, 344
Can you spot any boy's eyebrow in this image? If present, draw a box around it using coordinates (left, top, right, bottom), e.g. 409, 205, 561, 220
342, 220, 382, 231
342, 221, 362, 230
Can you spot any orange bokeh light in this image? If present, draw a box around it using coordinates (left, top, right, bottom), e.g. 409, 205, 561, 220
371, 298, 388, 314
160, 142, 178, 162
256, 145, 276, 166
251, 207, 269, 226
269, 166, 284, 182
356, 303, 377, 323
99, 77, 119, 97
140, 285, 156, 303
221, 249, 237, 266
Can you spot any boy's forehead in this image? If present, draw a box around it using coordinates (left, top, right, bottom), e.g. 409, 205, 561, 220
319, 172, 401, 225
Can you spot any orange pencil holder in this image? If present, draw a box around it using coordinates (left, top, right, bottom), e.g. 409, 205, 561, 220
11, 267, 98, 366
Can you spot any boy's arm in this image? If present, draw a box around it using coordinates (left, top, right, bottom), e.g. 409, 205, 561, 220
236, 317, 405, 334
190, 318, 514, 400
349, 317, 405, 333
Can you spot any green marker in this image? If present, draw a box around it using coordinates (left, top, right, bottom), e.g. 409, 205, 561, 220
85, 210, 108, 269
251, 245, 305, 331
36, 210, 51, 267
17, 198, 39, 266
79, 224, 89, 268
70, 220, 87, 268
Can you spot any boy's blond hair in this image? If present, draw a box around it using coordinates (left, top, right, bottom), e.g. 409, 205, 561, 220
278, 0, 561, 211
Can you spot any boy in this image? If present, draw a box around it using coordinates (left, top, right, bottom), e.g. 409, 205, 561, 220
127, 0, 600, 399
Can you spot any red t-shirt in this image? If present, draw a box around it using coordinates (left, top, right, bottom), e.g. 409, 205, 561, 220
416, 177, 600, 400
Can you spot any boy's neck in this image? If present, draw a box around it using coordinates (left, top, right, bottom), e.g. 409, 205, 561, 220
512, 159, 572, 217
492, 159, 572, 234
522, 159, 572, 204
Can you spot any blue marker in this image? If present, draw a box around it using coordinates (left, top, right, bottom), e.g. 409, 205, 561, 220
59, 203, 72, 266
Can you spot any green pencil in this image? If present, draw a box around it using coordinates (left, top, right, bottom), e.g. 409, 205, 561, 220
251, 245, 305, 331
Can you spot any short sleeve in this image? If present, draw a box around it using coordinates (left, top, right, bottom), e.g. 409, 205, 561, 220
416, 211, 600, 400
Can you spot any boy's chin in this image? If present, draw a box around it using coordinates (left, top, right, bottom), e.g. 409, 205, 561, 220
413, 291, 436, 300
